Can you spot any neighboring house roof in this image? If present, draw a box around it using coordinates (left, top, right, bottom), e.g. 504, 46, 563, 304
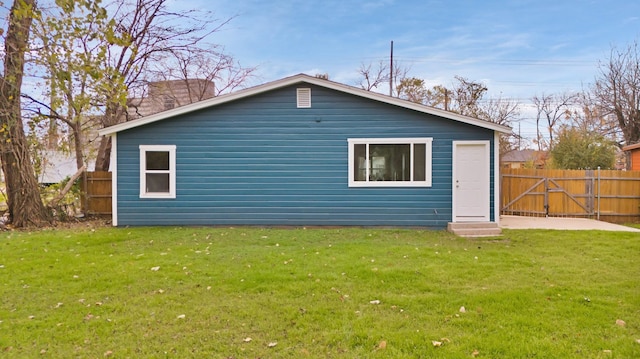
502, 149, 540, 162
39, 151, 96, 184
622, 142, 640, 151
39, 151, 78, 184
99, 73, 512, 136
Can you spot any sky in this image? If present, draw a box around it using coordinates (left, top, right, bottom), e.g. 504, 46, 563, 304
2, 0, 638, 142
172, 0, 640, 141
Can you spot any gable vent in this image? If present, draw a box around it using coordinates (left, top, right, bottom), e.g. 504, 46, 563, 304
297, 88, 311, 108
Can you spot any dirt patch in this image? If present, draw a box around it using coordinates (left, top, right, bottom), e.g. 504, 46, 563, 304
3, 216, 111, 232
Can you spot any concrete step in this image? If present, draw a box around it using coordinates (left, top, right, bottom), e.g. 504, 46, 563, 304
447, 222, 502, 237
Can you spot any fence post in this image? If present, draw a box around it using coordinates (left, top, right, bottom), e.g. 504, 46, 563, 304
586, 169, 594, 217
544, 177, 549, 217
597, 166, 601, 221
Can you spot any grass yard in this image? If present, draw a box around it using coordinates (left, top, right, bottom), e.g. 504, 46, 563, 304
1, 225, 638, 358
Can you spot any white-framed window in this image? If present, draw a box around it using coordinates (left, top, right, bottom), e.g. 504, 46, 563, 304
139, 145, 176, 198
347, 138, 433, 187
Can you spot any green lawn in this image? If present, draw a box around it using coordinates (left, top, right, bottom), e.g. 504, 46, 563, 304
1, 225, 638, 358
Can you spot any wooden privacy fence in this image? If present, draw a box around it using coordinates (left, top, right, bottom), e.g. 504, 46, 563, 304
81, 171, 112, 215
501, 168, 640, 223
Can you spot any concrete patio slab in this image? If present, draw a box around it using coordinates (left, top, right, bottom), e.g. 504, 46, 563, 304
499, 215, 640, 232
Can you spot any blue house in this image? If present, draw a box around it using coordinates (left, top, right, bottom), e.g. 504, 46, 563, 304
99, 74, 511, 228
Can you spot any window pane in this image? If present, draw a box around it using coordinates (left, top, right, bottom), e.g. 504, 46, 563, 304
413, 143, 426, 181
146, 151, 169, 170
369, 144, 410, 181
146, 173, 170, 193
354, 144, 366, 181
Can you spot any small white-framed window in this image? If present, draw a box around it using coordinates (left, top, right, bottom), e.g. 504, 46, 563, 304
348, 138, 432, 187
139, 145, 176, 198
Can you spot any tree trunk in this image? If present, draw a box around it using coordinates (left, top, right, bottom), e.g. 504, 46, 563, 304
95, 102, 123, 171
0, 0, 52, 227
71, 122, 85, 170
95, 135, 111, 171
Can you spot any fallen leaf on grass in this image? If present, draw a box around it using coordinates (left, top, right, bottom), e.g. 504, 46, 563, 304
104, 350, 113, 357
377, 340, 387, 350
616, 319, 626, 327
433, 338, 450, 347
472, 349, 480, 357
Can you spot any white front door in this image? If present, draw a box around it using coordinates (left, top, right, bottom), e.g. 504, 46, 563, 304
452, 141, 490, 222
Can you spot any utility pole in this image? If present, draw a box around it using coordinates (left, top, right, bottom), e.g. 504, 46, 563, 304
444, 89, 449, 111
389, 40, 393, 97
518, 123, 521, 150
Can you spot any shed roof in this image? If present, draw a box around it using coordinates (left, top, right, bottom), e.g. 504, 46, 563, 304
622, 142, 640, 151
99, 73, 512, 136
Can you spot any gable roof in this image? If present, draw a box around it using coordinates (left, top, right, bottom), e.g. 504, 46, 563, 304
99, 73, 512, 136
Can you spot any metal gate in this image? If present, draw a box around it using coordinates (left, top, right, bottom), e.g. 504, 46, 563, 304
501, 170, 597, 217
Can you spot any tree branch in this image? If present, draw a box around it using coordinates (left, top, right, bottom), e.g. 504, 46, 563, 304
47, 165, 86, 208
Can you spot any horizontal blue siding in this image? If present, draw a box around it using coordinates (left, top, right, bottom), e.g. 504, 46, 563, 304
116, 83, 495, 227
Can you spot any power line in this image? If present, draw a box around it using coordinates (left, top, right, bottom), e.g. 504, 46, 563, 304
395, 57, 597, 67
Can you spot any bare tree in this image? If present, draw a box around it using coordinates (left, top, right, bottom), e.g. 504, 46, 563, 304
592, 40, 640, 147
148, 49, 256, 98
95, 0, 254, 171
390, 62, 411, 97
479, 96, 520, 126
409, 76, 488, 115
479, 95, 520, 154
357, 59, 410, 96
448, 76, 488, 118
357, 60, 389, 91
0, 0, 51, 226
532, 92, 577, 151
572, 92, 621, 143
